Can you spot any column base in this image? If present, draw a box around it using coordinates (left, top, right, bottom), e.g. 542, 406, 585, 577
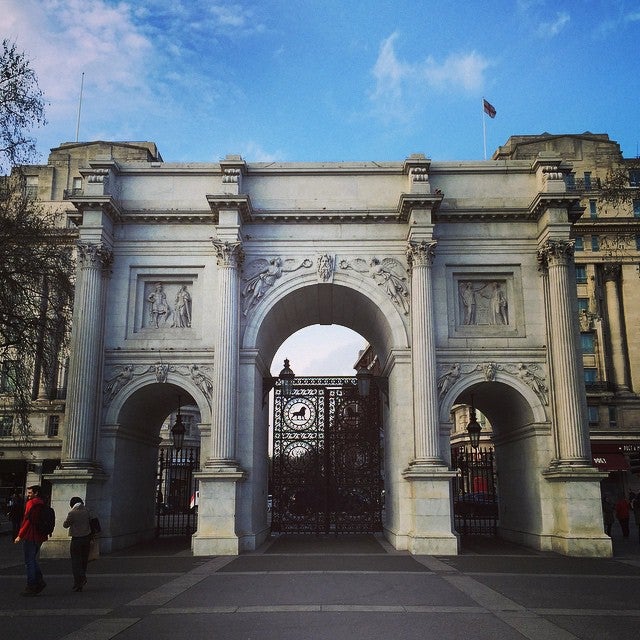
41, 466, 108, 559
192, 466, 246, 556
542, 465, 612, 557
402, 463, 459, 556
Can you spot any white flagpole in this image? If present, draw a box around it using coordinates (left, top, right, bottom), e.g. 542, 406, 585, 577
75, 72, 85, 142
482, 97, 487, 160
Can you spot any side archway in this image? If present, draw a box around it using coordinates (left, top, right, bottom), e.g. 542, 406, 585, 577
439, 373, 554, 549
98, 375, 207, 552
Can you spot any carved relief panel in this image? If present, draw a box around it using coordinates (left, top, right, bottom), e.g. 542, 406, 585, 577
127, 269, 200, 338
446, 266, 524, 337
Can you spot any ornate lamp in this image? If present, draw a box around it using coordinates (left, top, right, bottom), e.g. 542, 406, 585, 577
466, 394, 482, 450
171, 396, 186, 452
278, 359, 295, 396
356, 366, 373, 397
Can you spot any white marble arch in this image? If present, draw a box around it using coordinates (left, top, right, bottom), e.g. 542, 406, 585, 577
96, 373, 210, 552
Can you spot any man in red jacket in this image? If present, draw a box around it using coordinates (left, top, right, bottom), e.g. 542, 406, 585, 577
14, 485, 48, 596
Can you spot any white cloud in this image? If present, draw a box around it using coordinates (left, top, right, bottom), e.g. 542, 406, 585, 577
536, 11, 570, 38
369, 33, 490, 123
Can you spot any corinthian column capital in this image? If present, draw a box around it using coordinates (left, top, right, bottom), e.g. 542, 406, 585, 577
212, 239, 244, 267
406, 240, 437, 269
603, 263, 621, 283
77, 242, 113, 269
537, 239, 574, 271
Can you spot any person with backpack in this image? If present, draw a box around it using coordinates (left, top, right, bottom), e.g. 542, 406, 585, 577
14, 485, 51, 596
63, 497, 92, 591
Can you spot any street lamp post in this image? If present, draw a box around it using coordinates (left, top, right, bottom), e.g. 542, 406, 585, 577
466, 394, 482, 450
171, 396, 186, 452
278, 359, 295, 396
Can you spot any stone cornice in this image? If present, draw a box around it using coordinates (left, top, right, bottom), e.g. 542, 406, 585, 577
70, 195, 123, 223
528, 193, 584, 222
206, 194, 252, 223
119, 210, 216, 224
397, 192, 443, 221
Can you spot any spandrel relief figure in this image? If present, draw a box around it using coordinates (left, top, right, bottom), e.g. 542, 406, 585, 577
241, 256, 312, 316
147, 283, 171, 328
173, 285, 192, 328
458, 279, 509, 326
340, 257, 410, 314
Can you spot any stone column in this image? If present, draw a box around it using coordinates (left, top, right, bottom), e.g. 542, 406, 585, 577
602, 264, 629, 392
207, 239, 243, 467
62, 242, 113, 467
193, 239, 245, 556
401, 240, 457, 555
406, 239, 442, 465
537, 240, 590, 464
42, 241, 111, 558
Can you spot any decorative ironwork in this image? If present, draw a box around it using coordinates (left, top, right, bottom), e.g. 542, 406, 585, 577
271, 377, 383, 535
452, 445, 498, 536
156, 446, 199, 537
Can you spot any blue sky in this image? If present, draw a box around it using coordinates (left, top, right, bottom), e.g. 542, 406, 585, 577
3, 0, 639, 374
4, 0, 640, 164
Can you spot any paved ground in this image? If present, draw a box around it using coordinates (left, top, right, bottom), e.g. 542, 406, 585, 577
0, 524, 639, 640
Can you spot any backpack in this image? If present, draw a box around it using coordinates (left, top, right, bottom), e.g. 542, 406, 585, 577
32, 504, 56, 537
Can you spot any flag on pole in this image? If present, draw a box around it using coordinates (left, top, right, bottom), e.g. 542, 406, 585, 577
483, 98, 496, 119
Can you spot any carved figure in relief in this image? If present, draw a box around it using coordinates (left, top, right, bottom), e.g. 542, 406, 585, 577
103, 365, 134, 403
241, 257, 313, 315
173, 285, 192, 328
154, 363, 169, 383
340, 257, 410, 314
242, 258, 284, 315
458, 280, 509, 326
459, 282, 479, 325
517, 363, 548, 404
317, 254, 333, 282
189, 364, 213, 398
437, 362, 461, 398
148, 283, 171, 328
489, 282, 508, 325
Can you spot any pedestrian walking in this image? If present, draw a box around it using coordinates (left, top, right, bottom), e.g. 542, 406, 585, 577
602, 496, 614, 537
615, 495, 630, 538
13, 485, 49, 596
63, 497, 92, 591
6, 489, 24, 539
631, 493, 640, 543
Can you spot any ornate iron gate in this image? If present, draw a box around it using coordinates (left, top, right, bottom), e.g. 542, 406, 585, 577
271, 377, 383, 534
156, 446, 199, 537
452, 446, 498, 536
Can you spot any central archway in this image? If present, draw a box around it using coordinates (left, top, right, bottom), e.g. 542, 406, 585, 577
235, 277, 411, 551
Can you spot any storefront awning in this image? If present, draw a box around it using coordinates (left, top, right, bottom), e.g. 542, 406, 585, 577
592, 453, 630, 471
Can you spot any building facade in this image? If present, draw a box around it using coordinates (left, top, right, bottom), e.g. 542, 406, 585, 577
2, 134, 637, 557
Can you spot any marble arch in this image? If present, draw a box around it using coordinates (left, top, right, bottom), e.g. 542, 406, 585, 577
44, 147, 611, 558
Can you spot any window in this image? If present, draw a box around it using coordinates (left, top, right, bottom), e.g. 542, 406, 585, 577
633, 199, 640, 218
589, 200, 597, 218
584, 368, 598, 384
0, 415, 13, 437
565, 172, 576, 190
25, 176, 38, 200
577, 298, 589, 313
629, 169, 640, 187
608, 406, 617, 428
591, 236, 600, 252
636, 235, 640, 251
587, 406, 599, 425
584, 172, 592, 190
575, 265, 587, 283
574, 236, 584, 251
47, 415, 60, 437
581, 333, 596, 354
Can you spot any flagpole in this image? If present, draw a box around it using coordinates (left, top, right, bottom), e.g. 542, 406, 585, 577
75, 72, 85, 142
482, 97, 487, 160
